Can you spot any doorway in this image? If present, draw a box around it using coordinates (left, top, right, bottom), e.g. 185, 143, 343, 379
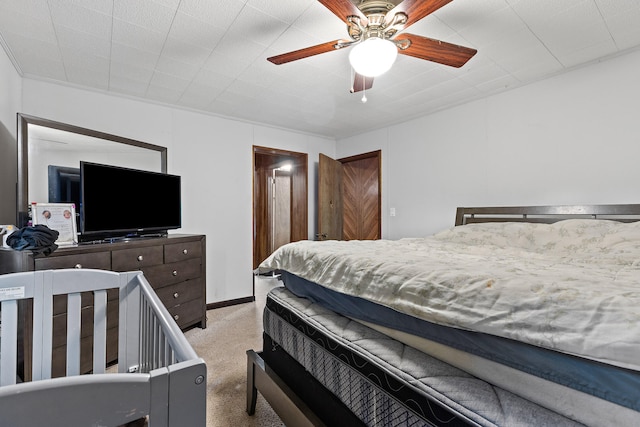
318, 150, 381, 241
253, 146, 308, 269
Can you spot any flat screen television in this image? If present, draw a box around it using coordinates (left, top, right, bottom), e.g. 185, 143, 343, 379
80, 161, 181, 242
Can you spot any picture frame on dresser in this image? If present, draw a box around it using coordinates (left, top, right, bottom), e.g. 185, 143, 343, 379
31, 202, 78, 246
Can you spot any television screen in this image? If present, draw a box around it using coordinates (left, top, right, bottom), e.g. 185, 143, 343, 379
80, 161, 181, 241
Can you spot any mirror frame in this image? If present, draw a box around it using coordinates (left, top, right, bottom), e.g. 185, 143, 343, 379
17, 113, 167, 226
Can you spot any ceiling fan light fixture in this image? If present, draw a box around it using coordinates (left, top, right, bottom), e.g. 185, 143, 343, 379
349, 37, 397, 77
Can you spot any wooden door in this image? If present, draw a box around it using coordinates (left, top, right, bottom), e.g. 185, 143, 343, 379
318, 153, 343, 240
342, 154, 380, 240
318, 151, 381, 241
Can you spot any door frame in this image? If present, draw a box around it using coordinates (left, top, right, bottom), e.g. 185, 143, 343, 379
339, 150, 382, 240
317, 150, 382, 241
253, 146, 308, 270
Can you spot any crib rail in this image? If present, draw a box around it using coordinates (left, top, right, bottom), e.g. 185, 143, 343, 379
0, 269, 206, 426
119, 269, 200, 374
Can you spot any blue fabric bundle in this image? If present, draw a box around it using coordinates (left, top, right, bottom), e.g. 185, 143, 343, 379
6, 224, 59, 256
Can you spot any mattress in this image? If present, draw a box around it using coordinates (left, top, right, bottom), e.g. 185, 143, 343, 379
280, 270, 640, 425
264, 286, 585, 427
259, 219, 640, 372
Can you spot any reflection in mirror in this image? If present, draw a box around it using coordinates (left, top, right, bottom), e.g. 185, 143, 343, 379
17, 114, 167, 227
28, 125, 163, 202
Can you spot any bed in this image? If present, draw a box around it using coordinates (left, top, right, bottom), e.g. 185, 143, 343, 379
0, 269, 206, 426
247, 204, 640, 427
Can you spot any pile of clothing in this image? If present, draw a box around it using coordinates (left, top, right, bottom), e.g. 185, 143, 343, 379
6, 224, 60, 255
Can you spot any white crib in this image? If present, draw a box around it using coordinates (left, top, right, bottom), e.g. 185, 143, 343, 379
0, 269, 206, 426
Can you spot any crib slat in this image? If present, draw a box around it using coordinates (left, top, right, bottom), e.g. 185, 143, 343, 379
38, 272, 54, 380
141, 299, 150, 372
66, 293, 82, 376
0, 300, 18, 386
153, 315, 160, 369
93, 290, 108, 374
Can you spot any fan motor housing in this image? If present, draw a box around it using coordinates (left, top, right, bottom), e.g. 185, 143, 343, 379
356, 0, 397, 16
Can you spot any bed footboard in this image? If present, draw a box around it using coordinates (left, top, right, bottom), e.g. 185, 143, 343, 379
0, 269, 206, 427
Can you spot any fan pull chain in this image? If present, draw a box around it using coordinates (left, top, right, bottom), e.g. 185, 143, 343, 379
361, 85, 367, 103
350, 66, 355, 93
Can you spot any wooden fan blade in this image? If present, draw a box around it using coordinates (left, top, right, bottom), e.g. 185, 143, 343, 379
319, 0, 368, 25
350, 73, 374, 93
398, 33, 477, 68
386, 0, 453, 31
267, 40, 348, 65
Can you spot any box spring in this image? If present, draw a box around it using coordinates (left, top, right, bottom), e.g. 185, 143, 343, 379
262, 287, 583, 426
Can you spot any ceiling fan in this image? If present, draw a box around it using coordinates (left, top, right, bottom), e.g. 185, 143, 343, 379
267, 0, 477, 93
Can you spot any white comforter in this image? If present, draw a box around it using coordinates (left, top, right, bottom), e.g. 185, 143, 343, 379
260, 219, 640, 371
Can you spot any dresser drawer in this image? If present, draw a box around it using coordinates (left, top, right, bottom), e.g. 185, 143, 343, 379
142, 258, 201, 289
35, 252, 111, 270
112, 245, 163, 271
167, 298, 204, 329
154, 278, 203, 309
51, 299, 119, 348
51, 326, 118, 378
52, 288, 119, 316
164, 241, 202, 263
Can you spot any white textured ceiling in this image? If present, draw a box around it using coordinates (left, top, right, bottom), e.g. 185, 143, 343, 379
1, 0, 639, 139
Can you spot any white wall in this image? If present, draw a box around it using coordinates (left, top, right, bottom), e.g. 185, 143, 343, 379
0, 44, 22, 224
21, 80, 334, 303
12, 46, 640, 301
337, 48, 640, 238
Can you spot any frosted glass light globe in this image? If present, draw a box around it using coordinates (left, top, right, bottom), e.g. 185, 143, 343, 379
349, 38, 398, 77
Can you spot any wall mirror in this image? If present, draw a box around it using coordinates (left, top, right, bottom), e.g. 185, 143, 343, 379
17, 113, 167, 226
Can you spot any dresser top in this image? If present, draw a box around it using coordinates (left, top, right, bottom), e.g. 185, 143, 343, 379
0, 233, 205, 258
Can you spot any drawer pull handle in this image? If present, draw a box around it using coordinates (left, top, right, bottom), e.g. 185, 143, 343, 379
174, 314, 180, 321
173, 292, 179, 299
183, 249, 188, 255
172, 270, 178, 276
137, 255, 144, 262
74, 264, 82, 269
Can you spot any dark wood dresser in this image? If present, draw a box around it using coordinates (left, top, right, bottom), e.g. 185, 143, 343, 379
0, 234, 206, 378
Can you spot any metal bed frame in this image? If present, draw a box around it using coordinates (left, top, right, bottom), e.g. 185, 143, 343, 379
455, 203, 640, 225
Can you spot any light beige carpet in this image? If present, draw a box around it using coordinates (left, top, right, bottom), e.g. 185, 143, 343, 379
184, 275, 284, 427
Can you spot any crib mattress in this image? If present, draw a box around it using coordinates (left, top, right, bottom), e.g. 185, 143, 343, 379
263, 286, 585, 427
